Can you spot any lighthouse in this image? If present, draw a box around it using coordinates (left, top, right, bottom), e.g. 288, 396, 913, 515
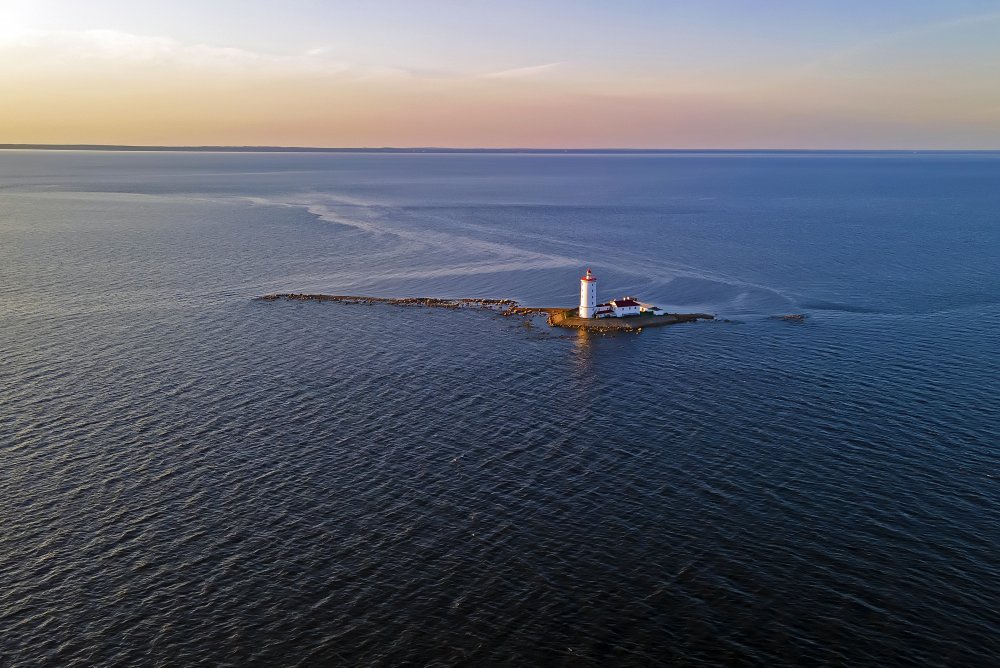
579, 268, 597, 318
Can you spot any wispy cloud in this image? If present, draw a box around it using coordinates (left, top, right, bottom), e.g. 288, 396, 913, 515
479, 62, 563, 79
0, 28, 356, 76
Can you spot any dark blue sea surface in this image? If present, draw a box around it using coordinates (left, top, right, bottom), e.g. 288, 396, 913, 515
1, 150, 998, 666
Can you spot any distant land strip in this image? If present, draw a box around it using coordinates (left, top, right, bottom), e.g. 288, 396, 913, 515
2, 144, 997, 154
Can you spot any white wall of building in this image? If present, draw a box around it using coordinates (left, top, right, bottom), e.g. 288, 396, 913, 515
579, 274, 597, 318
612, 304, 640, 317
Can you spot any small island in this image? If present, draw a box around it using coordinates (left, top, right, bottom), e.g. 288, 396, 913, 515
257, 269, 714, 333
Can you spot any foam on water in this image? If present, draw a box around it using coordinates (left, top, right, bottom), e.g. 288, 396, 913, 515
247, 190, 802, 315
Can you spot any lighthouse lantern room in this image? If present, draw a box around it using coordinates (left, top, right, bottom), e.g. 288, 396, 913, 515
579, 268, 597, 318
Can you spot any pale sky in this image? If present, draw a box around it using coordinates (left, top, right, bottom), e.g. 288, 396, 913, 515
2, 0, 1000, 148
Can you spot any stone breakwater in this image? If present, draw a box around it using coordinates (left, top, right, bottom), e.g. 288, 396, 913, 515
257, 293, 714, 332
257, 293, 518, 310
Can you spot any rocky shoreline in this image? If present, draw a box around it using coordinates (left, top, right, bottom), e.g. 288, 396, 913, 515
258, 293, 714, 332
257, 293, 519, 310
548, 310, 714, 331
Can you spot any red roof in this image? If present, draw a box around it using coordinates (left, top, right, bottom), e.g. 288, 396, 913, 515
581, 268, 596, 282
611, 299, 640, 307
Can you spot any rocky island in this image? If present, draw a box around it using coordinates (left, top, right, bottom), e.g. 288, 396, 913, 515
257, 267, 722, 333
257, 291, 713, 333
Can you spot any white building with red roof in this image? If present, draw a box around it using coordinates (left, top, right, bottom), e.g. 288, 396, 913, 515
607, 297, 641, 317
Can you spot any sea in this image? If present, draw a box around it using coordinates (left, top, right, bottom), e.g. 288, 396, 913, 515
1, 150, 997, 666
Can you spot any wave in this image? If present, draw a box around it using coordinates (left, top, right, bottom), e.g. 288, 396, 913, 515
799, 300, 880, 314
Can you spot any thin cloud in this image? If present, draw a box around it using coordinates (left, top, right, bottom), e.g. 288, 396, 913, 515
479, 62, 563, 79
0, 28, 356, 76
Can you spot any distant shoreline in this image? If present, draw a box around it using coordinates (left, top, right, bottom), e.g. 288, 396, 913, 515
3, 144, 999, 154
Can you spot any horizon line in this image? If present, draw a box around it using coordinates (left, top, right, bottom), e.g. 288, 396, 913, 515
3, 144, 1000, 154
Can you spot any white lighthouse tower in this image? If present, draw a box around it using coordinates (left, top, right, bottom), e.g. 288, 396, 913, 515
579, 268, 597, 318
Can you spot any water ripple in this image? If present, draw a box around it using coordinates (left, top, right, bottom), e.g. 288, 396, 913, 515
2, 152, 1000, 666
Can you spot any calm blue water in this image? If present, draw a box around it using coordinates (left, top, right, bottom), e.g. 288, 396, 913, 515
1, 150, 998, 666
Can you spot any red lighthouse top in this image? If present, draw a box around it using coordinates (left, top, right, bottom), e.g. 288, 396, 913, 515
581, 268, 596, 282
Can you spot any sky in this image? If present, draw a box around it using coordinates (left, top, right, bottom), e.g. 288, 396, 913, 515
2, 0, 1000, 148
